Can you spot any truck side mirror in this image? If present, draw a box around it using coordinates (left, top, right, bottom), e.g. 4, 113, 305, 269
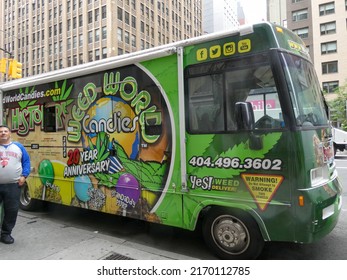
235, 101, 262, 150
235, 102, 255, 130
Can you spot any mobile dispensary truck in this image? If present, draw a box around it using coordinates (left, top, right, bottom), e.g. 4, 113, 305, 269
0, 22, 342, 259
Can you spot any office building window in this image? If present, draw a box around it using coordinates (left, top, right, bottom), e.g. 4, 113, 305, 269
95, 8, 99, 21
79, 15, 83, 27
292, 9, 308, 21
131, 34, 136, 47
79, 34, 83, 46
88, 31, 93, 43
102, 6, 107, 19
131, 15, 136, 28
49, 44, 52, 55
67, 19, 71, 31
118, 7, 123, 20
131, 0, 136, 9
320, 21, 336, 35
117, 28, 123, 41
95, 49, 100, 60
67, 38, 71, 50
102, 26, 107, 40
88, 11, 93, 23
322, 61, 338, 74
102, 47, 107, 59
73, 17, 77, 29
125, 31, 129, 44
323, 81, 339, 93
95, 28, 100, 42
292, 0, 303, 3
73, 36, 77, 49
321, 41, 337, 54
293, 27, 308, 39
125, 11, 129, 25
319, 2, 335, 16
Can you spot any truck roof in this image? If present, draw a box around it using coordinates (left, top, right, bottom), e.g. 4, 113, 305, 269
0, 21, 306, 91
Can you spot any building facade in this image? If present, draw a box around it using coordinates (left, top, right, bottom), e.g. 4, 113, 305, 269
203, 0, 239, 34
267, 0, 287, 26
286, 0, 314, 57
311, 0, 347, 98
0, 0, 202, 79
287, 0, 347, 100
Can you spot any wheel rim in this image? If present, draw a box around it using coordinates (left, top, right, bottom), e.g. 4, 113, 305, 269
211, 214, 250, 255
20, 184, 31, 207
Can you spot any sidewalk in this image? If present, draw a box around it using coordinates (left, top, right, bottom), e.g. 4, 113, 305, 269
0, 209, 197, 260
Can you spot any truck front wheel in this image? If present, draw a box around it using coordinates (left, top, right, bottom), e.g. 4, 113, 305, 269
202, 208, 264, 259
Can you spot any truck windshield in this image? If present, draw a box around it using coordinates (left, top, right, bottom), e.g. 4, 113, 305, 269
281, 52, 328, 127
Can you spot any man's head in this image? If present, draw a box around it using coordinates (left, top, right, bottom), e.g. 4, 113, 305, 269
0, 125, 11, 144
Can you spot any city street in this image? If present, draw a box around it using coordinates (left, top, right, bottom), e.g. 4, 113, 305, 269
0, 151, 346, 260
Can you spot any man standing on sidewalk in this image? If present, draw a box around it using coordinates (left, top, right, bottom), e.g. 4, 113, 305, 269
0, 124, 30, 244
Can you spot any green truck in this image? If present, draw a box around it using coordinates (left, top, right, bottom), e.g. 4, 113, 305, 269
0, 22, 342, 259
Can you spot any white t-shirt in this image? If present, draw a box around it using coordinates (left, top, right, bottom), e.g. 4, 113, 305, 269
0, 142, 30, 184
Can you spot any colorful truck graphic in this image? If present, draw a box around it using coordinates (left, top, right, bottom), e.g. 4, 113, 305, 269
0, 22, 342, 259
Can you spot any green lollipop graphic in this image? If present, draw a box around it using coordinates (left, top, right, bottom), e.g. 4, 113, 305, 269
38, 159, 55, 199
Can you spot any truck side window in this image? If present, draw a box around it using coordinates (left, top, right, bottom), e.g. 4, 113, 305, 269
188, 75, 224, 133
186, 53, 285, 133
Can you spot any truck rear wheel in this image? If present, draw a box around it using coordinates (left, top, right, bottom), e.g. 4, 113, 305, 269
202, 208, 264, 259
19, 183, 42, 211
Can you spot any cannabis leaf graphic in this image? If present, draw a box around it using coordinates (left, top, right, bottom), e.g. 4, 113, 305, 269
18, 86, 37, 109
52, 80, 74, 113
90, 132, 167, 192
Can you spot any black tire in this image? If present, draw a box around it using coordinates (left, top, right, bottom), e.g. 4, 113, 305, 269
202, 207, 264, 259
19, 182, 42, 211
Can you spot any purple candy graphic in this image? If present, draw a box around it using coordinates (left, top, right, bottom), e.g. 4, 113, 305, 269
116, 173, 140, 209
